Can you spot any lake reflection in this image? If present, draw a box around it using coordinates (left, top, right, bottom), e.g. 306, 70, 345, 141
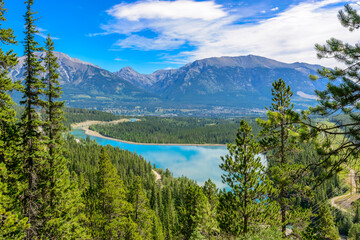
71, 129, 265, 189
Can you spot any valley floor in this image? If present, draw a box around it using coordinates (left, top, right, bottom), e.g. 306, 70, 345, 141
72, 120, 227, 147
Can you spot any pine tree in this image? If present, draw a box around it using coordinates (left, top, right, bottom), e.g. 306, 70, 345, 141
349, 223, 360, 240
0, 163, 29, 239
178, 185, 211, 240
201, 179, 219, 239
88, 148, 133, 239
66, 172, 90, 238
128, 176, 163, 240
202, 179, 218, 211
162, 186, 176, 240
151, 215, 164, 240
0, 0, 18, 133
355, 204, 360, 224
217, 189, 238, 237
0, 0, 28, 237
38, 34, 81, 239
219, 120, 276, 236
20, 0, 46, 238
256, 79, 307, 237
315, 205, 339, 240
307, 4, 360, 179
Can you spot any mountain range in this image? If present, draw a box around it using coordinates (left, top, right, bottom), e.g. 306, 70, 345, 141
10, 52, 160, 110
10, 52, 328, 115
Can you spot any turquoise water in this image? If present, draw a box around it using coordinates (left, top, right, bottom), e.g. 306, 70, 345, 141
71, 129, 265, 188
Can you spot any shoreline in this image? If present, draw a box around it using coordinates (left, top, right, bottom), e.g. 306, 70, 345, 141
76, 126, 227, 147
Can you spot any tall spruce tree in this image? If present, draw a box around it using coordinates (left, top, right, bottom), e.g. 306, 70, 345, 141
219, 120, 276, 237
178, 185, 213, 240
88, 148, 134, 239
306, 4, 360, 180
0, 0, 28, 237
128, 176, 163, 240
256, 79, 308, 237
162, 186, 176, 240
314, 205, 339, 240
20, 0, 46, 238
39, 35, 87, 239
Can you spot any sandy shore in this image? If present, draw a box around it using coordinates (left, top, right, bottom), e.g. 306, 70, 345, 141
73, 120, 227, 147
71, 119, 130, 129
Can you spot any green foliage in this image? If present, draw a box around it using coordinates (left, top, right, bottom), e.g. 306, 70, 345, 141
349, 223, 360, 240
243, 226, 282, 240
257, 79, 309, 237
305, 205, 339, 240
178, 185, 217, 240
219, 120, 277, 236
316, 205, 339, 239
0, 0, 28, 238
128, 176, 163, 239
90, 116, 261, 144
355, 204, 360, 224
20, 1, 47, 238
0, 163, 29, 239
64, 136, 199, 240
38, 35, 87, 239
335, 210, 353, 236
87, 148, 133, 239
307, 3, 360, 181
0, 0, 357, 238
63, 107, 123, 129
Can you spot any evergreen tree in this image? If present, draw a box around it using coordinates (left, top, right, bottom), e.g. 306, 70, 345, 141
349, 223, 360, 240
307, 4, 360, 179
0, 0, 28, 237
0, 163, 29, 239
217, 189, 238, 237
339, 213, 353, 236
202, 179, 218, 211
20, 0, 46, 238
219, 120, 276, 236
0, 0, 18, 139
66, 172, 90, 238
315, 205, 339, 240
256, 79, 307, 237
201, 179, 219, 239
128, 176, 163, 240
38, 34, 82, 239
304, 204, 338, 240
88, 148, 133, 239
355, 204, 360, 224
162, 186, 176, 240
178, 185, 213, 240
151, 215, 164, 240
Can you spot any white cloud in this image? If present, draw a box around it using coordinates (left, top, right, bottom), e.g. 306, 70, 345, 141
98, 0, 358, 67
114, 58, 127, 61
36, 27, 60, 40
115, 35, 186, 50
297, 91, 318, 100
107, 0, 227, 21
271, 7, 279, 11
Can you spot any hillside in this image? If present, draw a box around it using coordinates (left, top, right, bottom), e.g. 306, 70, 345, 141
10, 52, 160, 110
11, 53, 332, 113
115, 55, 330, 108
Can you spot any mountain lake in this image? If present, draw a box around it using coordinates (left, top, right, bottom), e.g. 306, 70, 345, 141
71, 128, 266, 188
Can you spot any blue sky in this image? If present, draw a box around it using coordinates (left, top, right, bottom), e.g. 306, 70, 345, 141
5, 0, 357, 73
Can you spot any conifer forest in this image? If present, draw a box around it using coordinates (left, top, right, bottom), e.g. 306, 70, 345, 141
3, 0, 360, 239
